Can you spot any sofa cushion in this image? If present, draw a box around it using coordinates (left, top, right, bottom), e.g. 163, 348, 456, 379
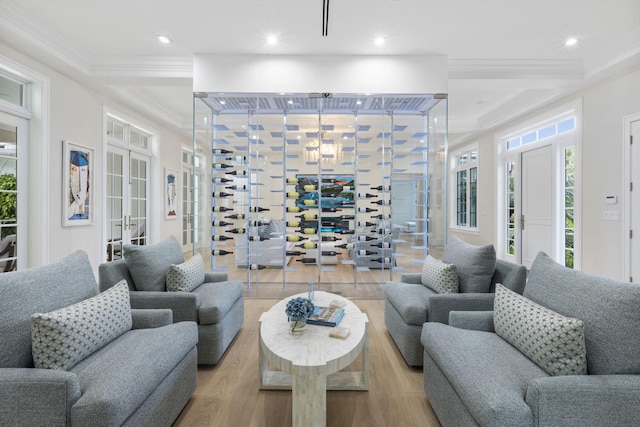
494, 284, 587, 376
193, 280, 244, 325
421, 255, 458, 294
124, 236, 184, 292
384, 281, 436, 325
31, 280, 132, 371
525, 252, 640, 375
69, 321, 198, 427
422, 322, 546, 426
166, 253, 205, 292
442, 236, 496, 293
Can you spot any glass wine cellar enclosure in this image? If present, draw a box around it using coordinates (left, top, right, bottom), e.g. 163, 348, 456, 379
193, 93, 447, 298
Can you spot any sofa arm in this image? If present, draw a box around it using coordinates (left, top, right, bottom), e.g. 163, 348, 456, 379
448, 311, 495, 332
426, 292, 496, 324
526, 375, 640, 426
129, 291, 198, 323
400, 273, 422, 284
204, 272, 229, 283
131, 308, 173, 329
0, 368, 81, 426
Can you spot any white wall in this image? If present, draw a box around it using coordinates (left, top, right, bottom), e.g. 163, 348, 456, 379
0, 42, 190, 272
452, 63, 640, 280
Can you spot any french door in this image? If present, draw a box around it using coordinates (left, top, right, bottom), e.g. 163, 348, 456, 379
106, 146, 149, 261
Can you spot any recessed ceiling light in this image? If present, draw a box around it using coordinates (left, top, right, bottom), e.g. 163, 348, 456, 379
356, 100, 362, 105
287, 100, 294, 105
219, 100, 226, 105
157, 35, 172, 44
565, 37, 578, 47
267, 35, 278, 45
374, 37, 385, 46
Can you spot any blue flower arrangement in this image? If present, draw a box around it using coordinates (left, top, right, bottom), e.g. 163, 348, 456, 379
285, 297, 314, 333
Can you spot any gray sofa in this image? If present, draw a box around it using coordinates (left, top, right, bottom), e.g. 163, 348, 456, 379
99, 235, 244, 365
421, 251, 640, 426
0, 250, 198, 427
384, 237, 527, 366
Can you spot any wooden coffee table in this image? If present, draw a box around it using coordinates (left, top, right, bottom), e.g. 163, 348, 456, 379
259, 291, 369, 427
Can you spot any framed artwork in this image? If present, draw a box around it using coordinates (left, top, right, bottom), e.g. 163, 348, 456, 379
63, 140, 94, 226
165, 168, 178, 219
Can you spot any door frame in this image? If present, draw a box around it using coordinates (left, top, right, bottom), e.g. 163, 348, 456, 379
623, 112, 640, 282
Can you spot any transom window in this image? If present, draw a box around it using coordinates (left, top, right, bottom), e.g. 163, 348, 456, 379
507, 117, 575, 150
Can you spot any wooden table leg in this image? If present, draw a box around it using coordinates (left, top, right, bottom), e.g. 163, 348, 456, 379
292, 364, 327, 427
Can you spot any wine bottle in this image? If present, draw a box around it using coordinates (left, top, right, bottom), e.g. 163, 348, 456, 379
248, 236, 269, 241
286, 250, 306, 256
372, 214, 391, 220
286, 221, 301, 227
212, 192, 233, 198
340, 214, 355, 220
296, 258, 317, 264
224, 213, 245, 219
212, 206, 233, 212
356, 235, 376, 242
296, 213, 318, 220
296, 242, 318, 249
322, 207, 340, 212
225, 170, 247, 176
339, 229, 355, 235
357, 207, 378, 213
303, 185, 317, 191
212, 163, 233, 169
321, 251, 341, 256
248, 220, 268, 226
249, 264, 270, 270
321, 236, 341, 241
357, 193, 378, 198
286, 235, 307, 242
373, 257, 392, 264
286, 206, 306, 213
212, 221, 233, 227
226, 228, 246, 234
286, 192, 300, 198
342, 186, 354, 191
212, 148, 233, 155
357, 250, 378, 256
335, 243, 354, 249
357, 221, 376, 227
295, 228, 317, 235
211, 249, 234, 256
212, 177, 233, 183
373, 242, 391, 249
372, 199, 391, 205
371, 185, 391, 191
377, 228, 393, 234
225, 185, 247, 191
211, 235, 233, 241
225, 156, 247, 162
249, 206, 270, 212
286, 177, 299, 184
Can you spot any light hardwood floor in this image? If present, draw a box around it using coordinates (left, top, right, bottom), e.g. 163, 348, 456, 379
173, 299, 441, 427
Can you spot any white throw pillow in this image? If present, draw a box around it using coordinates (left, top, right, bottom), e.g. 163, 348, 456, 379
166, 253, 205, 292
494, 283, 587, 376
421, 255, 459, 294
31, 280, 132, 371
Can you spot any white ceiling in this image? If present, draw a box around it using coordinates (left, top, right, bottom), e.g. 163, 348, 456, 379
1, 0, 639, 145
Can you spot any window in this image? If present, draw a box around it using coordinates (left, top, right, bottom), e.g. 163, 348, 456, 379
506, 162, 516, 255
564, 147, 575, 268
506, 117, 575, 150
452, 148, 478, 229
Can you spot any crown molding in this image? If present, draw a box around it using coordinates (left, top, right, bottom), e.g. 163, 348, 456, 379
448, 58, 584, 80
91, 56, 193, 78
110, 86, 188, 131
0, 2, 92, 75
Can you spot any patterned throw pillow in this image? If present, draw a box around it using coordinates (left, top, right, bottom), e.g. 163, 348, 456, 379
421, 255, 459, 294
31, 280, 132, 371
166, 253, 205, 292
494, 283, 587, 376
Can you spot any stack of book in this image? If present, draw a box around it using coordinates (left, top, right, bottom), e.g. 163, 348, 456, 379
307, 306, 345, 327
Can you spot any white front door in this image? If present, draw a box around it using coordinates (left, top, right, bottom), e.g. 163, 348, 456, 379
630, 119, 640, 282
521, 145, 555, 268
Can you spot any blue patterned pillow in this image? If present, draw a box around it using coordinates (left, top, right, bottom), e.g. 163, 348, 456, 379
166, 253, 205, 292
421, 255, 458, 294
31, 280, 132, 371
494, 283, 587, 376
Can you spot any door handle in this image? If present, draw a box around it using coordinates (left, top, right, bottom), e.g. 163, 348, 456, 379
521, 214, 525, 230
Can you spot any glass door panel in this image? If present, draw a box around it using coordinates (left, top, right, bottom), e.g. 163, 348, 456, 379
0, 117, 19, 272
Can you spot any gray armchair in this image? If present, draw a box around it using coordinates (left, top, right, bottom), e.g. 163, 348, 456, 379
384, 236, 527, 366
99, 235, 244, 365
